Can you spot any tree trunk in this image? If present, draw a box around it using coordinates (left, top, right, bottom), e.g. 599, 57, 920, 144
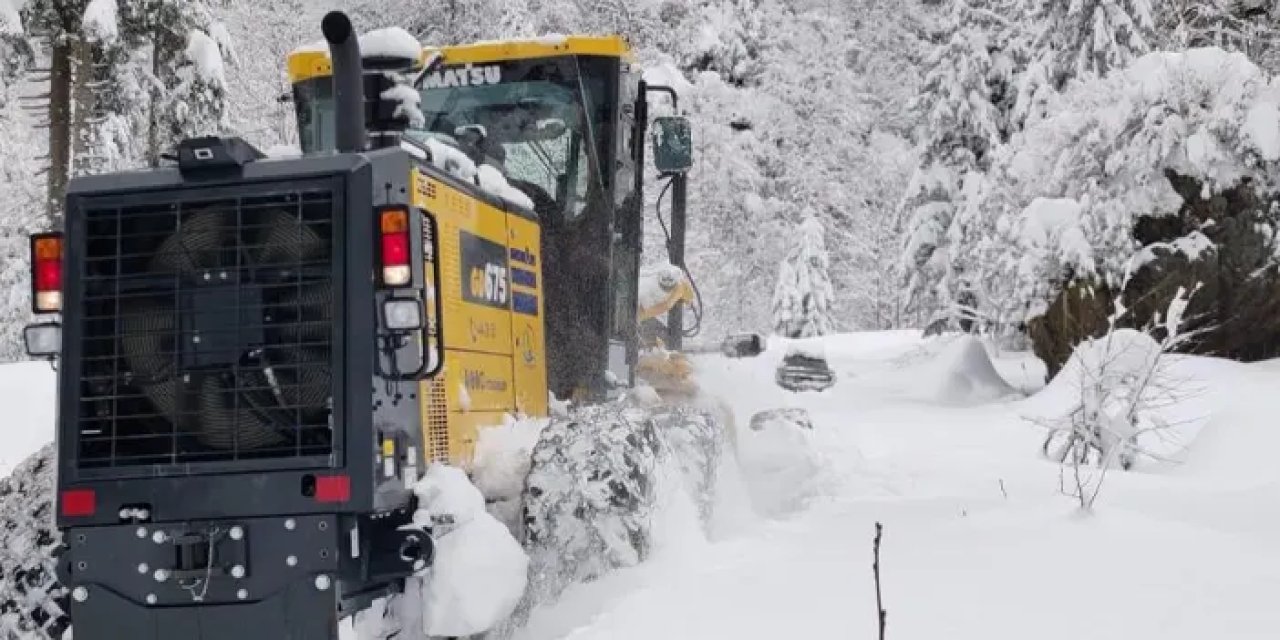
47, 38, 72, 226
71, 37, 96, 177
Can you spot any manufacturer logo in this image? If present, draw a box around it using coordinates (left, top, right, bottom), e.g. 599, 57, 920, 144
422, 64, 502, 89
459, 230, 510, 311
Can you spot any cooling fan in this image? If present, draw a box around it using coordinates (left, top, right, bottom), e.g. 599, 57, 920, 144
118, 205, 333, 454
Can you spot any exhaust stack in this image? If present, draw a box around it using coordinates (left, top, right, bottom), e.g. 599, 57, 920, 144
322, 11, 366, 153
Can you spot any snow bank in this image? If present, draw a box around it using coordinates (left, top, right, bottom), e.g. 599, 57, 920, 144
0, 362, 55, 476
927, 335, 1019, 405
82, 0, 118, 43
471, 415, 549, 532
736, 408, 823, 516
1022, 329, 1209, 462
410, 465, 529, 637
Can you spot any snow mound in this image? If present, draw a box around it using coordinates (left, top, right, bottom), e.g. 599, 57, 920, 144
477, 164, 536, 211
1022, 329, 1210, 462
290, 28, 421, 60
471, 415, 549, 532
927, 335, 1019, 404
411, 465, 529, 637
736, 408, 823, 516
360, 27, 421, 60
0, 362, 56, 476
414, 136, 535, 211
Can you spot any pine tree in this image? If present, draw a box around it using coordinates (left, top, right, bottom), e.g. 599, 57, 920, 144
899, 0, 1007, 329
772, 215, 836, 338
1015, 0, 1155, 127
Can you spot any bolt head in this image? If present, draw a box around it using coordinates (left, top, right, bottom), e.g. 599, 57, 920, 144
145, 593, 157, 605
153, 569, 170, 583
236, 589, 248, 600
135, 527, 147, 539
152, 530, 166, 544
229, 526, 244, 541
71, 587, 88, 603
137, 563, 149, 575
284, 518, 296, 531
314, 574, 331, 591
230, 565, 245, 579
286, 555, 298, 567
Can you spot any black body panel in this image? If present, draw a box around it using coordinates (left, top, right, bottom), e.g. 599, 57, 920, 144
64, 517, 341, 640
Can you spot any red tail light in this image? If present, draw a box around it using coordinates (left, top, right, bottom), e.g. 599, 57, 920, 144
60, 489, 96, 517
314, 474, 351, 503
30, 233, 63, 313
379, 208, 411, 287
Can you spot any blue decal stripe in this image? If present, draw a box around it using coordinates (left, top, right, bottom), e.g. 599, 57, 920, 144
511, 267, 537, 288
513, 291, 539, 316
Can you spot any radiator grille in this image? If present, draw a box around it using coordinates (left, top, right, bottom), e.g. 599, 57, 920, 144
75, 186, 336, 470
422, 378, 449, 463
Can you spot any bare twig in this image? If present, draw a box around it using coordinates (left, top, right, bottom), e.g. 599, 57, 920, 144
873, 522, 887, 640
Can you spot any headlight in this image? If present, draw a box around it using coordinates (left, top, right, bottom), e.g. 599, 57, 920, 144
23, 322, 61, 357
383, 299, 423, 331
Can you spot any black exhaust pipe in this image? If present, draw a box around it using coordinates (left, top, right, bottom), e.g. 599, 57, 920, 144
322, 11, 366, 153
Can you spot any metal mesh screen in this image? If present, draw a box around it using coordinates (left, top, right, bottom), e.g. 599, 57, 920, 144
75, 186, 336, 470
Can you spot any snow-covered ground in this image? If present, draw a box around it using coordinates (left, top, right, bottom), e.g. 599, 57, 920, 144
508, 331, 1280, 640
6, 331, 1280, 639
0, 361, 56, 476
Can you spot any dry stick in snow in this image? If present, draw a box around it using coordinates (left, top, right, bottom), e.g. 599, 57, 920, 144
873, 522, 887, 640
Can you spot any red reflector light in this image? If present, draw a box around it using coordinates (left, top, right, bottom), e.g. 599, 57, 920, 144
30, 233, 63, 313
36, 260, 61, 291
379, 208, 412, 287
381, 233, 409, 266
314, 475, 351, 503
61, 489, 96, 517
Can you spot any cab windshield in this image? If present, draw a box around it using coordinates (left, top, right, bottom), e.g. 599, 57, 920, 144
294, 56, 615, 219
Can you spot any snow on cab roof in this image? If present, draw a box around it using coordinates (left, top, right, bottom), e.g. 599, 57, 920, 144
286, 32, 632, 84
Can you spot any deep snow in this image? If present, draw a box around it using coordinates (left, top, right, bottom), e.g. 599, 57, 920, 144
4, 331, 1280, 639
507, 331, 1280, 640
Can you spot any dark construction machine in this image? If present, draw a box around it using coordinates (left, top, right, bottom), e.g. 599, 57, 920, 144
15, 10, 736, 640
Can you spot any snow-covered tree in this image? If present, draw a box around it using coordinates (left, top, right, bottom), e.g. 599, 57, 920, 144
772, 215, 835, 338
899, 0, 1010, 329
1015, 0, 1156, 127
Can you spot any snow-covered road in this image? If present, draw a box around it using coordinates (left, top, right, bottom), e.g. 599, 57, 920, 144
6, 331, 1280, 639
510, 332, 1280, 640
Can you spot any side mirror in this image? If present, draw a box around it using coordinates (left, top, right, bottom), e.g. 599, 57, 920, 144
652, 116, 693, 174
